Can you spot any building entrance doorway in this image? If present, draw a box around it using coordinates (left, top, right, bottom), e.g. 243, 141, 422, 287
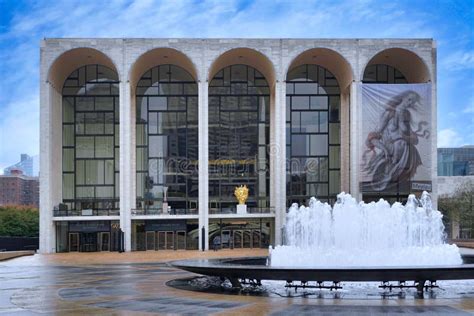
212, 229, 262, 249
221, 230, 231, 249
243, 230, 252, 248
68, 233, 79, 252
98, 232, 110, 251
233, 230, 243, 248
157, 231, 175, 250
176, 231, 186, 250
81, 233, 97, 252
253, 230, 261, 248
146, 231, 155, 250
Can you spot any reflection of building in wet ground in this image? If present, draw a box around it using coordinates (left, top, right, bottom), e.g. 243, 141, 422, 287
40, 38, 437, 254
0, 251, 473, 315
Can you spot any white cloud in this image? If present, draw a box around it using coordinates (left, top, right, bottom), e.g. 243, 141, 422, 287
463, 96, 474, 114
441, 49, 474, 71
0, 93, 39, 171
0, 0, 472, 168
437, 128, 464, 147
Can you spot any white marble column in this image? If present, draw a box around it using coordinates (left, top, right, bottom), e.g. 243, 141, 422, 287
120, 81, 133, 251
349, 81, 362, 201
340, 88, 351, 193
430, 57, 438, 209
273, 81, 287, 245
198, 81, 209, 250
39, 82, 61, 253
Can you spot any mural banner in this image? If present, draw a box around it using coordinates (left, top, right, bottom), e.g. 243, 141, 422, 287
359, 84, 432, 194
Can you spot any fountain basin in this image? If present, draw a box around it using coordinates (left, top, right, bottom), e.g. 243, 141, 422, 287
170, 255, 474, 286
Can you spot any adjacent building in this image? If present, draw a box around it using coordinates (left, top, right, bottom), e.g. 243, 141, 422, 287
437, 146, 474, 240
40, 38, 437, 253
4, 154, 38, 177
438, 146, 474, 176
0, 169, 39, 207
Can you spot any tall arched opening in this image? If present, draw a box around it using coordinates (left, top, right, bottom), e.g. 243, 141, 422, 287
285, 48, 353, 205
207, 48, 276, 250
45, 48, 121, 253
129, 48, 200, 251
360, 48, 432, 203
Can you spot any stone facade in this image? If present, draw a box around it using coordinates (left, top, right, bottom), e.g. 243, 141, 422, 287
40, 38, 437, 253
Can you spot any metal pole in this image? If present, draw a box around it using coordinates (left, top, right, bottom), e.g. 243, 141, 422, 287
201, 226, 205, 251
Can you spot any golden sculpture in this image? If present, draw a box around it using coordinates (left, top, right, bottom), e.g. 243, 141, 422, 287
234, 185, 249, 205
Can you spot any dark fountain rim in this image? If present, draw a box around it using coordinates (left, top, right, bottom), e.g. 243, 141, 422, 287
169, 255, 474, 283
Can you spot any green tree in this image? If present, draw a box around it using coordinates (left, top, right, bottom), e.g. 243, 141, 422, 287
438, 181, 474, 239
0, 206, 39, 237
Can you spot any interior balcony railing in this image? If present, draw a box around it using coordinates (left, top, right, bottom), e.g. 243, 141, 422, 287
53, 200, 120, 217
131, 207, 199, 216
209, 206, 275, 215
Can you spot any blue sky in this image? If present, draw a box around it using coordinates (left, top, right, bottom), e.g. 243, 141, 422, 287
0, 0, 473, 173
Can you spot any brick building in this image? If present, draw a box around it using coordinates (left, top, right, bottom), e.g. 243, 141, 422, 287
0, 169, 39, 207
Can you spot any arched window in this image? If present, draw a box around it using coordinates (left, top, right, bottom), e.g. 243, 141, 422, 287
362, 64, 410, 204
286, 64, 341, 205
62, 65, 120, 215
135, 65, 198, 214
363, 64, 407, 83
208, 65, 270, 212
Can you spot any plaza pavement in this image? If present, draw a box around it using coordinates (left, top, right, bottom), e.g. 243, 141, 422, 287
0, 249, 473, 315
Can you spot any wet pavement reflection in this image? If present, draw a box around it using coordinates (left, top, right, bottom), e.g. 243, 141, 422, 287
0, 251, 473, 315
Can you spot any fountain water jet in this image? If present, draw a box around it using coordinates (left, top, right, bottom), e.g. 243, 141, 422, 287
270, 192, 462, 267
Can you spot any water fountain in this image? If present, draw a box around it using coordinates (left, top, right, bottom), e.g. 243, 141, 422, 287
270, 192, 462, 267
170, 192, 474, 296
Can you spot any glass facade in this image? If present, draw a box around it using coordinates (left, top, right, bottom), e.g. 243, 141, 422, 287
362, 64, 408, 84
208, 218, 273, 249
136, 65, 198, 214
438, 147, 474, 176
62, 65, 120, 215
131, 219, 199, 251
208, 65, 270, 213
55, 220, 121, 252
286, 64, 341, 205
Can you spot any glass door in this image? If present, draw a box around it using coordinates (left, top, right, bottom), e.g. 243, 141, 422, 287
81, 233, 98, 252
165, 231, 174, 250
221, 230, 231, 249
176, 231, 186, 250
157, 231, 166, 250
233, 230, 243, 248
98, 232, 110, 251
146, 231, 155, 250
69, 233, 79, 252
243, 230, 252, 248
252, 230, 261, 248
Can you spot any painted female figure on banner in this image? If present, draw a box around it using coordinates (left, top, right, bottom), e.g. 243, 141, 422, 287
362, 90, 430, 192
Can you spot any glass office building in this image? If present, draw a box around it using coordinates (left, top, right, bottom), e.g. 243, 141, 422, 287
438, 147, 474, 176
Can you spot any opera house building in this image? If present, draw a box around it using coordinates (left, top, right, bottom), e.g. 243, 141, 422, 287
39, 38, 437, 253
